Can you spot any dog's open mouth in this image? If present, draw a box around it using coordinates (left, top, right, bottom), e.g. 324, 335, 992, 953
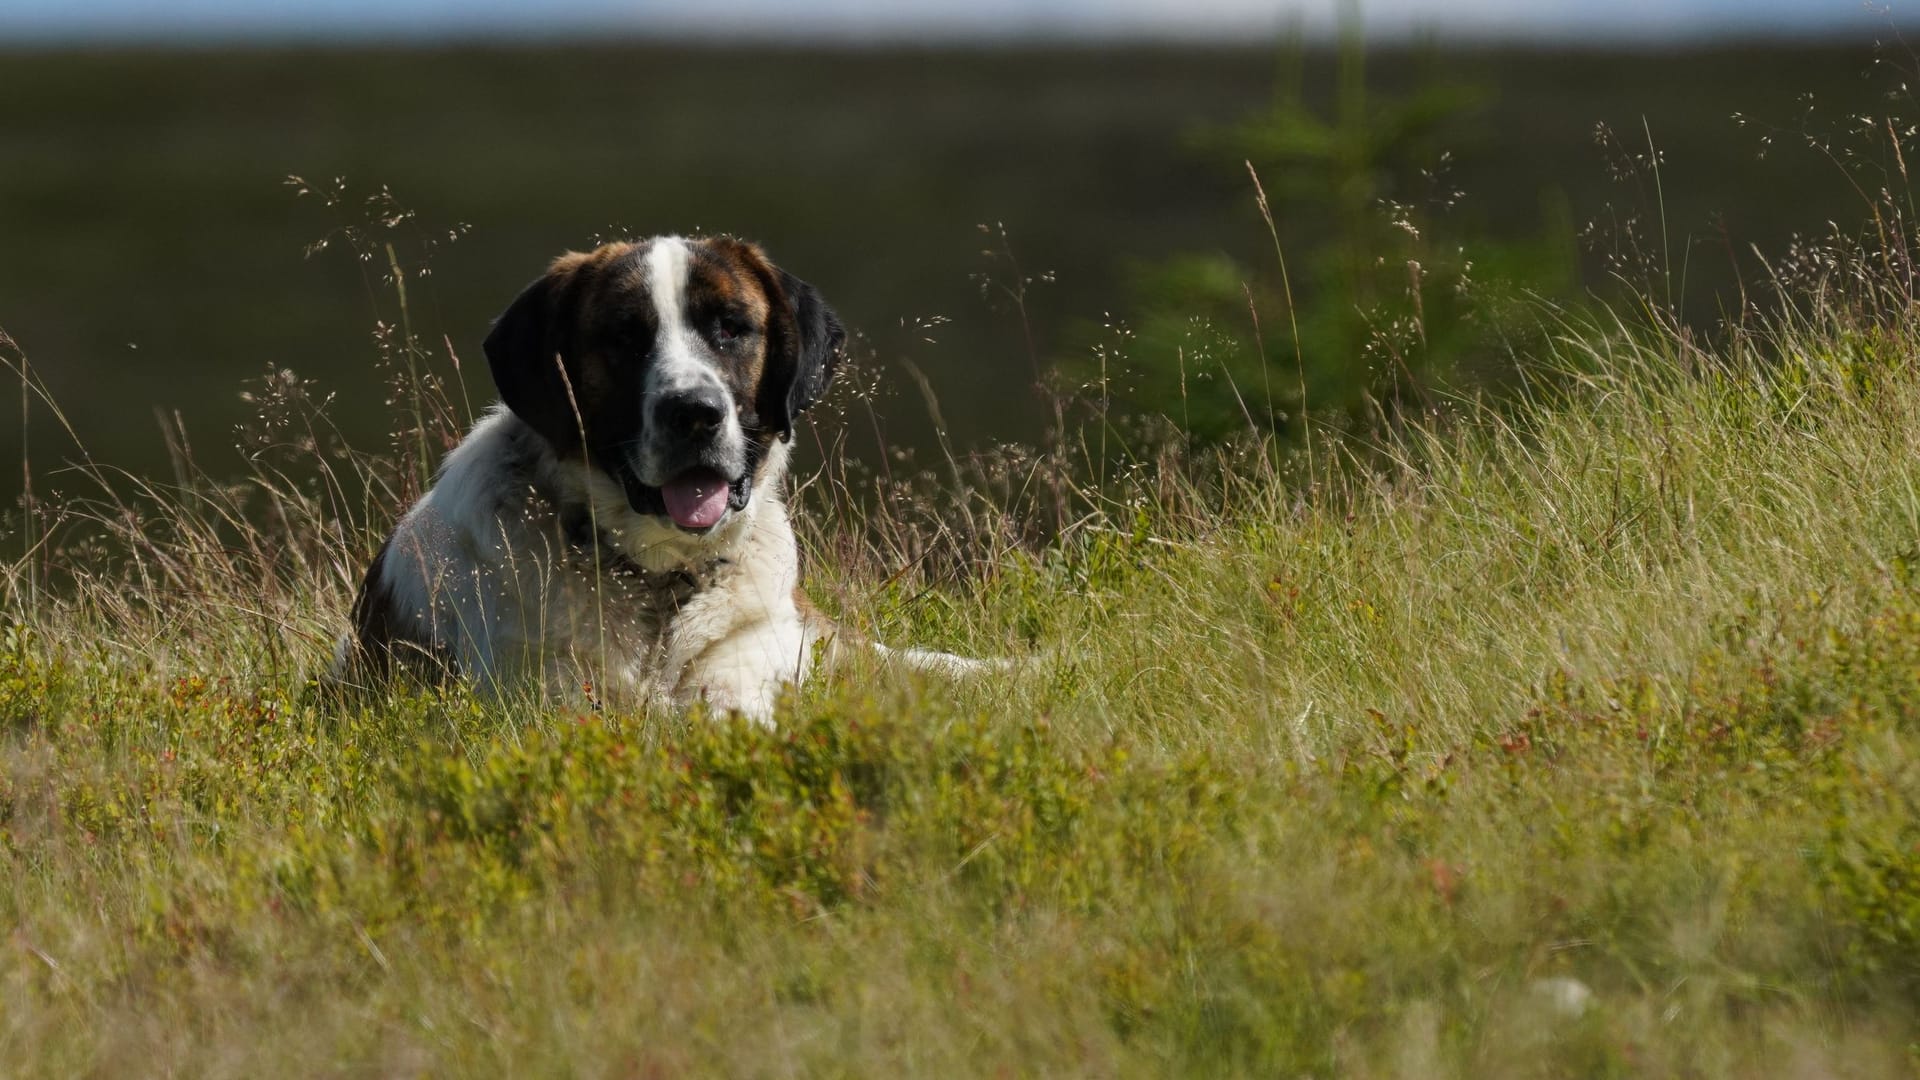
619, 465, 752, 532
661, 467, 732, 530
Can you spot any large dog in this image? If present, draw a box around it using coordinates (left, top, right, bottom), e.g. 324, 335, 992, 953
333, 235, 980, 720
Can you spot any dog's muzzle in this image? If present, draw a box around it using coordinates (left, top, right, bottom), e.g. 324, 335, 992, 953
622, 387, 752, 531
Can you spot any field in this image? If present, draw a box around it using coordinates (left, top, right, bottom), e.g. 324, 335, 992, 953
7, 251, 1920, 1072
5, 39, 1920, 1076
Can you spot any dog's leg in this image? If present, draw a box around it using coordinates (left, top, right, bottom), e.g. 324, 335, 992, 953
796, 590, 1011, 681
870, 642, 1010, 677
671, 609, 815, 726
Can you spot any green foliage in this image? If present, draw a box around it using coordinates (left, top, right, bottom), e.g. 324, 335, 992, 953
377, 698, 1209, 916
1092, 18, 1578, 440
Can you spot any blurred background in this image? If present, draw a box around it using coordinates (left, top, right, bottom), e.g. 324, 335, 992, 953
1, 0, 1915, 499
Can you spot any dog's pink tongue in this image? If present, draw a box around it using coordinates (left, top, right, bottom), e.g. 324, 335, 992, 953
662, 468, 730, 529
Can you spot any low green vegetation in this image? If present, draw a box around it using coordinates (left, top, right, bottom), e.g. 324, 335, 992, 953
1094, 22, 1577, 441
5, 247, 1920, 1073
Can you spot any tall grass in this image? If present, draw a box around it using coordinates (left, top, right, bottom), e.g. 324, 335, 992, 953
4, 211, 1920, 1073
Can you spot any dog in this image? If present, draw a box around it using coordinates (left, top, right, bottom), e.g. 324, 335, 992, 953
332, 235, 986, 721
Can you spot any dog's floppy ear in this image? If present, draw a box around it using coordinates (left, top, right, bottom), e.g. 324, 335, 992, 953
766, 267, 845, 438
483, 258, 584, 452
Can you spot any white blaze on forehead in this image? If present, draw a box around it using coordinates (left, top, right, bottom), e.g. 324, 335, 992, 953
635, 235, 748, 485
644, 235, 691, 333
642, 236, 716, 395
641, 235, 739, 406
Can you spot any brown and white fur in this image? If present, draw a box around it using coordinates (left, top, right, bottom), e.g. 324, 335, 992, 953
332, 235, 985, 721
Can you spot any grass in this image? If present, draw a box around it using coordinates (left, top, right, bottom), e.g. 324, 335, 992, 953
4, 270, 1920, 1074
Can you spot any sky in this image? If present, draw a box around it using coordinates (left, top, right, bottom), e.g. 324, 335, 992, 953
0, 0, 1905, 44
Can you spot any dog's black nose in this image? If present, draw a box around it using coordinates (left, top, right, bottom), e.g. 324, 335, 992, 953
655, 387, 729, 435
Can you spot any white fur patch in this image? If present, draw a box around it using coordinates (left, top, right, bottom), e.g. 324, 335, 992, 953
638, 236, 745, 486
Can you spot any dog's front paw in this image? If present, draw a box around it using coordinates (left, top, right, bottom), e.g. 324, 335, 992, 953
683, 676, 782, 727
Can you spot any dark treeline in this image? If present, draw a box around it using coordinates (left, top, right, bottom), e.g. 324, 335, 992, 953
0, 41, 1897, 492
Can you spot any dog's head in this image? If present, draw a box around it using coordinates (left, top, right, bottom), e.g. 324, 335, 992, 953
482, 236, 844, 532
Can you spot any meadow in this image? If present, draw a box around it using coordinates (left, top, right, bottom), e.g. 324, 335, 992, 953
7, 230, 1920, 1073
4, 37, 1920, 1077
